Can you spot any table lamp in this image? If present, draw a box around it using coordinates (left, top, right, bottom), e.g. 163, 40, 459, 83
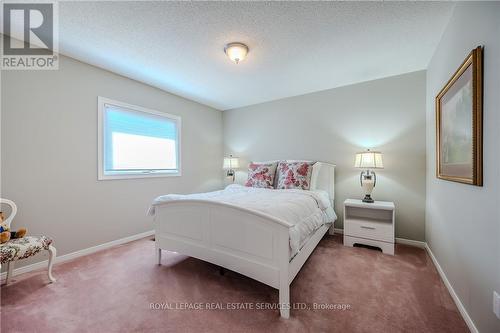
223, 154, 240, 182
354, 149, 384, 203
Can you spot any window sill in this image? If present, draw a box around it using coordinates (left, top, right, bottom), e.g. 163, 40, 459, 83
98, 171, 181, 181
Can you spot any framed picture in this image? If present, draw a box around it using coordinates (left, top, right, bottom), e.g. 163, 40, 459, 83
436, 46, 483, 186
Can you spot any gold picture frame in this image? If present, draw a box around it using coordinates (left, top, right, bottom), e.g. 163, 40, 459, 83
436, 46, 483, 186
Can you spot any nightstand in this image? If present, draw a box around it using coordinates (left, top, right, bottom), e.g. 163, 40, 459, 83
343, 199, 395, 255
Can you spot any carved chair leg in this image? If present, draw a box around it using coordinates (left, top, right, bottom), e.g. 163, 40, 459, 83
47, 245, 56, 283
5, 261, 15, 285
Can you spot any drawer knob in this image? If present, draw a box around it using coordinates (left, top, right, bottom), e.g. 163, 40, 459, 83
360, 225, 376, 230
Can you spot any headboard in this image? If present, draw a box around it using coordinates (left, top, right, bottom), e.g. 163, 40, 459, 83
236, 161, 336, 202
310, 162, 336, 203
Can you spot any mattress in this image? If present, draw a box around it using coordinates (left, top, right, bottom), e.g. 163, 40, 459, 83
150, 184, 337, 257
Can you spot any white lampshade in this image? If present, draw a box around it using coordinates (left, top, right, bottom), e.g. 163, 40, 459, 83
354, 150, 384, 169
224, 43, 248, 64
223, 156, 240, 169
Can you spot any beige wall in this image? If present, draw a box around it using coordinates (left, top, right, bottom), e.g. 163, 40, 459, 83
223, 71, 426, 241
1, 55, 223, 267
425, 3, 500, 332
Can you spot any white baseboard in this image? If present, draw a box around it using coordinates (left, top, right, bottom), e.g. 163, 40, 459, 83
1, 230, 154, 281
395, 237, 426, 248
333, 227, 344, 234
333, 228, 426, 248
425, 244, 478, 333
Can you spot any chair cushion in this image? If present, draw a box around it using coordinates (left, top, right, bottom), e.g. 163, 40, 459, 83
0, 236, 52, 264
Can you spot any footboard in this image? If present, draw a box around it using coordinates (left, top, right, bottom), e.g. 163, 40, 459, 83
154, 200, 292, 317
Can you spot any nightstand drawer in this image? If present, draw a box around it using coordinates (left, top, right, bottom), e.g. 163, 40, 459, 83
344, 218, 393, 243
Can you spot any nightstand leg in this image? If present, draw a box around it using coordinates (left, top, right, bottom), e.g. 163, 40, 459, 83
380, 243, 395, 255
343, 236, 355, 247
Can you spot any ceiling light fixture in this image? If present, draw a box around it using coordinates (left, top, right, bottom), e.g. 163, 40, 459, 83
224, 42, 249, 64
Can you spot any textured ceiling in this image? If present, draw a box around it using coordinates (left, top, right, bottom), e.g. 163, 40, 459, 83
55, 1, 454, 110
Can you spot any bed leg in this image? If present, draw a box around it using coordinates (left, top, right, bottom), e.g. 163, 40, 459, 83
279, 283, 290, 318
328, 223, 335, 235
156, 247, 161, 265
278, 229, 290, 318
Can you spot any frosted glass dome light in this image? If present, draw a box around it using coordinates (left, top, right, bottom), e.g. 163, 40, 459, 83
224, 42, 249, 64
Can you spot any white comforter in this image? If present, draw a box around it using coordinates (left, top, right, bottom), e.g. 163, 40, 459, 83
149, 184, 337, 256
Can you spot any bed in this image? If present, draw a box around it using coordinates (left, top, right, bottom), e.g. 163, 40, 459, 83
149, 162, 336, 318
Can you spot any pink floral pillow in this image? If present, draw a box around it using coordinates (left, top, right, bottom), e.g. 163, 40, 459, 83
276, 161, 314, 190
245, 162, 278, 189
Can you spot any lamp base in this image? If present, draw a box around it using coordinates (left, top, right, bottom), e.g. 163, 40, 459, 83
226, 170, 235, 182
362, 194, 374, 203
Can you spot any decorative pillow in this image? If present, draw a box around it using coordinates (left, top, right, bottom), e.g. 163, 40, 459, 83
245, 162, 278, 189
276, 161, 315, 190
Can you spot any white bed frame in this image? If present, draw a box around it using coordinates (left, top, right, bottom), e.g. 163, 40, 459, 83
154, 162, 335, 318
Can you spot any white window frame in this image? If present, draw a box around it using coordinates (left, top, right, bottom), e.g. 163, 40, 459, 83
97, 96, 182, 180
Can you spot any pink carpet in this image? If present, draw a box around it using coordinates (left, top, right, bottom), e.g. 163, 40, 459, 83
1, 235, 468, 332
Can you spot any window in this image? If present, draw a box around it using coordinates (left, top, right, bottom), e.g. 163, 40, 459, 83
98, 97, 181, 180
